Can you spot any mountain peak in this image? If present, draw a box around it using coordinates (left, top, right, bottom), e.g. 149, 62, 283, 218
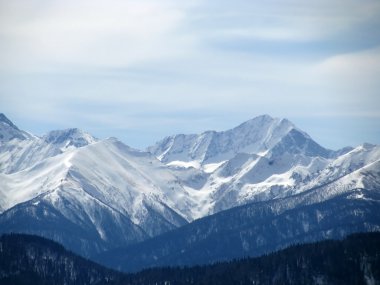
0, 113, 32, 141
233, 115, 295, 134
43, 128, 97, 148
149, 115, 311, 164
236, 114, 275, 127
250, 114, 274, 121
0, 113, 17, 128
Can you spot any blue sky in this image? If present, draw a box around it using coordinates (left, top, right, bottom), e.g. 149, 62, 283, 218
1, 0, 379, 149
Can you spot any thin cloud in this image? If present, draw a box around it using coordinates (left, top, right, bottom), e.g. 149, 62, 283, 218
0, 0, 196, 71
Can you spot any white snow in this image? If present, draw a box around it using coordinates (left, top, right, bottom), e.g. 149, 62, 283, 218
202, 161, 226, 173
167, 160, 201, 169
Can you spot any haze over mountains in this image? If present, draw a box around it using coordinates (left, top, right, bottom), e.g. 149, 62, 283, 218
0, 113, 379, 270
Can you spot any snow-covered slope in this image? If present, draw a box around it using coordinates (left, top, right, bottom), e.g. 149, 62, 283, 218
209, 143, 380, 212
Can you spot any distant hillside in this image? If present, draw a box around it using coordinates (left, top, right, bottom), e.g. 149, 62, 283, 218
1, 232, 380, 285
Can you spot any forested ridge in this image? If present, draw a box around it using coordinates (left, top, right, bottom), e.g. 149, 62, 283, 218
1, 232, 379, 285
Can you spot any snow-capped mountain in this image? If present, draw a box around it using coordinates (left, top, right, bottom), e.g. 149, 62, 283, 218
0, 129, 199, 255
0, 114, 202, 255
0, 113, 379, 259
0, 138, 195, 223
147, 115, 365, 216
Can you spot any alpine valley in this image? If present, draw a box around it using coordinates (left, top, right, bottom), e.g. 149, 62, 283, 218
0, 113, 379, 273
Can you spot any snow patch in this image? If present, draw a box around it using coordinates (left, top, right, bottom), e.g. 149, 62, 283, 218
203, 161, 226, 173
167, 160, 201, 169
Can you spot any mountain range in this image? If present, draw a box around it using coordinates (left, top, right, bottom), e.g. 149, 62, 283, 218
0, 113, 379, 270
